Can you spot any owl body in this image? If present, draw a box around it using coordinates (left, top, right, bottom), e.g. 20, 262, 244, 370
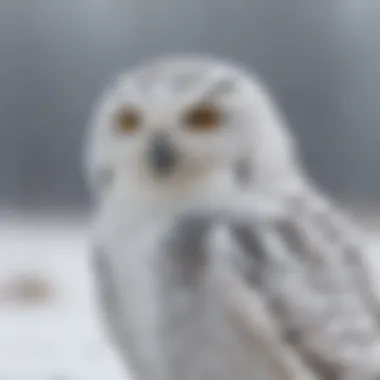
93, 186, 314, 380
85, 54, 380, 380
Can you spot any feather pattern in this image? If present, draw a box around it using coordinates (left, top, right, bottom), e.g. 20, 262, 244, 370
232, 192, 380, 379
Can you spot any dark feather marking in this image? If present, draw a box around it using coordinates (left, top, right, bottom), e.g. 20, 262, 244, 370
273, 216, 328, 272
273, 219, 306, 258
270, 296, 345, 380
164, 215, 213, 286
233, 157, 252, 187
288, 192, 344, 248
198, 76, 239, 102
230, 224, 270, 285
300, 351, 344, 380
92, 246, 120, 319
285, 192, 338, 246
231, 225, 268, 263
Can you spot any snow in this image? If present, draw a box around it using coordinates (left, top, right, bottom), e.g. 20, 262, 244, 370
0, 216, 130, 380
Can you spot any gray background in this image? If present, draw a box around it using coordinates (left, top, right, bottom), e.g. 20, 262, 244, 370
1, 0, 380, 212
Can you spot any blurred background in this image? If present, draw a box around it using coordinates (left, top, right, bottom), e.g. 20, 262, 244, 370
0, 1, 380, 379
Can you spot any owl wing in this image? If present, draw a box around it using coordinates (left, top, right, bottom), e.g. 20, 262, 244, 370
214, 247, 320, 380
163, 215, 317, 380
91, 246, 154, 380
230, 197, 380, 379
285, 189, 380, 322
92, 246, 122, 342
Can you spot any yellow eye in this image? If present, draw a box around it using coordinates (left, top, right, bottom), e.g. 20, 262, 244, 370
115, 108, 141, 134
183, 103, 222, 132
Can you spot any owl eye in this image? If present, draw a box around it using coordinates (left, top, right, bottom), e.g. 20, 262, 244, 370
183, 103, 222, 132
114, 108, 142, 134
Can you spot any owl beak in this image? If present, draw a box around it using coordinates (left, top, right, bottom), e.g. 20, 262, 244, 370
148, 133, 177, 175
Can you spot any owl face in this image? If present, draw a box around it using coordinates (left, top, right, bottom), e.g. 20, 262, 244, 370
86, 55, 291, 193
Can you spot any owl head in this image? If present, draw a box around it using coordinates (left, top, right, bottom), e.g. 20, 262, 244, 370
84, 54, 302, 201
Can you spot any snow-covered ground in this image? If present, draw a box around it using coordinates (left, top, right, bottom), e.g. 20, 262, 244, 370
0, 215, 129, 380
0, 211, 379, 380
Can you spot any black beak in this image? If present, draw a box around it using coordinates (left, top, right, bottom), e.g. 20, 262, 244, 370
148, 134, 177, 175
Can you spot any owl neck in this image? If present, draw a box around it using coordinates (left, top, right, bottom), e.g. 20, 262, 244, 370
111, 166, 234, 217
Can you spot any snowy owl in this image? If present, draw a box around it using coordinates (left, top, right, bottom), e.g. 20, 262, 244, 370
84, 54, 380, 380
